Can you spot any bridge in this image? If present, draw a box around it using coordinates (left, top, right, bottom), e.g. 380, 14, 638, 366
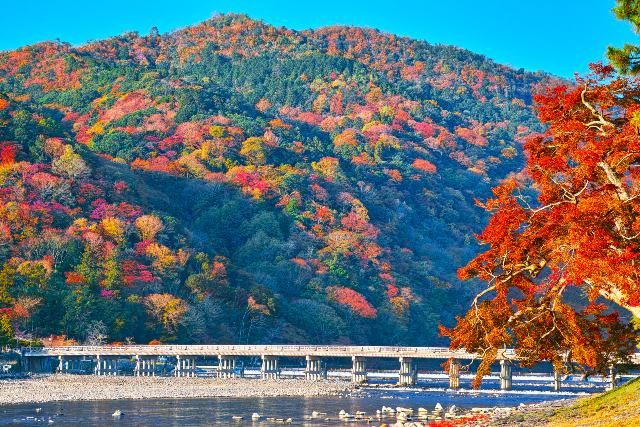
21, 345, 640, 391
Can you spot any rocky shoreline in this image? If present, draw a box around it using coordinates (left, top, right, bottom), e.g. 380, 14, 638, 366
0, 375, 353, 405
323, 398, 579, 426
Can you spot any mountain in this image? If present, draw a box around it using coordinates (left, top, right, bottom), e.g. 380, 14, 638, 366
0, 14, 554, 346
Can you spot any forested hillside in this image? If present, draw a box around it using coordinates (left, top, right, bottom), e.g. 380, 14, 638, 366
0, 14, 554, 346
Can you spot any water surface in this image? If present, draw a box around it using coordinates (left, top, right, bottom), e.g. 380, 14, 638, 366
0, 387, 586, 426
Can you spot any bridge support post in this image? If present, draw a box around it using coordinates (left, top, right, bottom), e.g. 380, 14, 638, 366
217, 355, 238, 378
449, 360, 461, 390
305, 356, 326, 380
188, 357, 196, 377
351, 356, 367, 384
145, 358, 155, 376
261, 355, 280, 379
133, 355, 139, 376
607, 364, 618, 390
57, 356, 64, 374
553, 368, 562, 391
175, 356, 182, 377
398, 357, 417, 386
500, 360, 512, 390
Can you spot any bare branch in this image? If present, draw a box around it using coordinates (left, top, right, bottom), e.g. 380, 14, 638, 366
581, 87, 614, 135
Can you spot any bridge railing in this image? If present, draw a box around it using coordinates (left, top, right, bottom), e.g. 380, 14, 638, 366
21, 344, 488, 358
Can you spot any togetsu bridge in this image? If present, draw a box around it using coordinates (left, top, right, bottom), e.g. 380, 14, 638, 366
20, 345, 640, 391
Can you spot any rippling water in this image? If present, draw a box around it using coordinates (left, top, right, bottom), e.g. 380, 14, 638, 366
0, 374, 632, 426
0, 392, 557, 426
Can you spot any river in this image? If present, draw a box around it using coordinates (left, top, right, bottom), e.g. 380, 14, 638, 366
0, 372, 626, 426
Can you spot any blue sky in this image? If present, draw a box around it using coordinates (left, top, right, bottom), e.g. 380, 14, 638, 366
3, 0, 638, 78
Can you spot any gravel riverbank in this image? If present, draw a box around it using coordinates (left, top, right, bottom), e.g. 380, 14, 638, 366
485, 398, 579, 426
0, 375, 354, 404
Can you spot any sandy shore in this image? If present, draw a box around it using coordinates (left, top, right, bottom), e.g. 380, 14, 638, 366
0, 375, 354, 405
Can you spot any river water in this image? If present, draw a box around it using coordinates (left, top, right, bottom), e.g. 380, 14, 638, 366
1, 372, 628, 426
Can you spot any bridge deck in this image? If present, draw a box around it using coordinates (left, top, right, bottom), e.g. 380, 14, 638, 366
23, 345, 491, 359
21, 345, 640, 364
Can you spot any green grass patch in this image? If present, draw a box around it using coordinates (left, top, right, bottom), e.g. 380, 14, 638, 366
549, 377, 640, 427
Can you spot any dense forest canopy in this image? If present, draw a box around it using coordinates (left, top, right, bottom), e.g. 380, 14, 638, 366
0, 14, 555, 346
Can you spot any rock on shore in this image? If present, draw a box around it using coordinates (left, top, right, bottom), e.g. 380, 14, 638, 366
0, 375, 353, 405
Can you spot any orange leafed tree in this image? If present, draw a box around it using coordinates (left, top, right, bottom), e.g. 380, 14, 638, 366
442, 65, 640, 386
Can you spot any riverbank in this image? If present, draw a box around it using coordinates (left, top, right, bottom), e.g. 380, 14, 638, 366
0, 375, 354, 404
486, 398, 578, 426
487, 377, 640, 426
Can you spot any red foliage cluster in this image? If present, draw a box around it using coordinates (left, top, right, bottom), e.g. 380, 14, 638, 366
0, 144, 16, 165
412, 158, 437, 173
326, 286, 377, 318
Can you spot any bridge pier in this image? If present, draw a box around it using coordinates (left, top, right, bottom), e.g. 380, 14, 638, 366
398, 357, 417, 386
184, 357, 196, 377
218, 355, 241, 378
149, 358, 157, 376
134, 355, 140, 376
98, 357, 118, 376
134, 356, 156, 376
553, 368, 562, 391
178, 357, 196, 377
175, 356, 196, 377
261, 355, 280, 379
607, 364, 618, 390
141, 358, 150, 376
305, 356, 326, 380
351, 356, 367, 384
57, 356, 67, 373
174, 356, 183, 377
449, 360, 461, 389
500, 360, 512, 390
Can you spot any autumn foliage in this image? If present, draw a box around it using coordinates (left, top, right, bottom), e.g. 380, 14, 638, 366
442, 64, 640, 385
327, 286, 377, 318
0, 14, 550, 346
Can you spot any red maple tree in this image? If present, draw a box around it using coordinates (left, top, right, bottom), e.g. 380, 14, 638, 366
442, 64, 640, 385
